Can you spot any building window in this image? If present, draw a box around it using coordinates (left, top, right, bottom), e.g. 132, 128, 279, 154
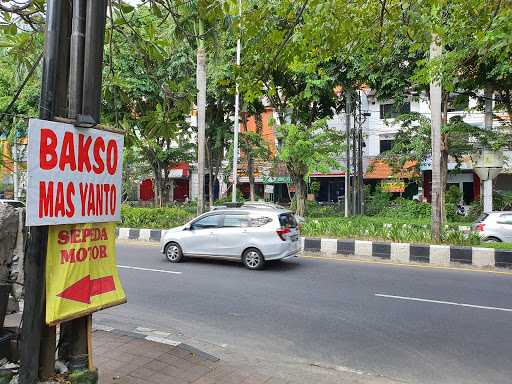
379, 102, 411, 119
379, 139, 394, 153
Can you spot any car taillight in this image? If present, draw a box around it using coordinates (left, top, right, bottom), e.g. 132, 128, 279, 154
475, 223, 485, 232
277, 228, 290, 241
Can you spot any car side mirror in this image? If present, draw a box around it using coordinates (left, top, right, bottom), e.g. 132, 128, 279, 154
184, 224, 191, 230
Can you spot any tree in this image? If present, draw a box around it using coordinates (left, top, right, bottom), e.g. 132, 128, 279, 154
278, 120, 345, 216
103, 5, 195, 207
152, 0, 231, 214
378, 112, 509, 183
239, 104, 270, 201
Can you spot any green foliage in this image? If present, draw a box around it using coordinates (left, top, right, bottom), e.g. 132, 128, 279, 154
494, 190, 512, 211
364, 188, 391, 216
380, 198, 432, 220
309, 181, 321, 195
302, 216, 479, 246
121, 206, 195, 229
277, 120, 345, 180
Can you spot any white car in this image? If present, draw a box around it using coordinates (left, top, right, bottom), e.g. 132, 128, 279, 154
160, 207, 301, 270
473, 211, 512, 242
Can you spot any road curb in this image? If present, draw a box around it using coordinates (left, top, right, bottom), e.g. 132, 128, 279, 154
93, 324, 220, 362
116, 228, 512, 269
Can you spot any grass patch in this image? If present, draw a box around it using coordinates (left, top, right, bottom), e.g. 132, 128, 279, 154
477, 242, 512, 250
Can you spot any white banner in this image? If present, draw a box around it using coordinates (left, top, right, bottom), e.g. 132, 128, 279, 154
26, 119, 124, 226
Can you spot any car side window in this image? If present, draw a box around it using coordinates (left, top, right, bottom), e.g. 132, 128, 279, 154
249, 216, 272, 227
191, 215, 220, 230
222, 214, 249, 228
497, 214, 512, 225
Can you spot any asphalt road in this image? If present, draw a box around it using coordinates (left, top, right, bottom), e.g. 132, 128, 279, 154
95, 241, 512, 384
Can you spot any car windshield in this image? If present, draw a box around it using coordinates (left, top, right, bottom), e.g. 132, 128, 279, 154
278, 213, 297, 228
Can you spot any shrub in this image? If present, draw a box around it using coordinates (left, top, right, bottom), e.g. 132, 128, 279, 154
304, 201, 344, 217
121, 205, 194, 229
380, 197, 431, 219
364, 188, 391, 216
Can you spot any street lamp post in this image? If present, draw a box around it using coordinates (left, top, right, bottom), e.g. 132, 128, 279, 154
231, 0, 242, 203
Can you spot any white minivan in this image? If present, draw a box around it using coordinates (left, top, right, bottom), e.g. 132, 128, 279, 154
160, 207, 301, 270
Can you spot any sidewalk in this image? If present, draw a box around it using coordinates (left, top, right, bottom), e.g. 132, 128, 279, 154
93, 329, 285, 384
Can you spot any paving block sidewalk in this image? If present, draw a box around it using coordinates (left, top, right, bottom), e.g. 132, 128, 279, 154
93, 329, 289, 384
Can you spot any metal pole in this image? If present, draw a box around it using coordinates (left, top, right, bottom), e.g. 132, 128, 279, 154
20, 1, 62, 382
430, 33, 442, 241
68, 0, 86, 118
357, 91, 364, 215
82, 0, 107, 123
352, 107, 357, 215
232, 0, 242, 203
344, 91, 351, 217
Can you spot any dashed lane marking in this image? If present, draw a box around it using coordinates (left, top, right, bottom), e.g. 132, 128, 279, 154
375, 293, 512, 312
117, 265, 182, 275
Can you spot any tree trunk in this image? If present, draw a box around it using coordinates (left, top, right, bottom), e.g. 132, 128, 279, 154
440, 95, 449, 223
169, 179, 175, 203
196, 39, 207, 215
248, 152, 255, 201
208, 170, 214, 208
294, 176, 306, 217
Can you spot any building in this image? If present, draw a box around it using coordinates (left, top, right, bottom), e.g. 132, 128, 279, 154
239, 90, 511, 205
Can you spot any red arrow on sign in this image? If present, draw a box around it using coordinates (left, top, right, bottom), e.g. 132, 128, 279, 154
57, 275, 116, 304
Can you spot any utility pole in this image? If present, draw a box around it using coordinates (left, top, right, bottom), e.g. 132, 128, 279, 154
344, 91, 351, 217
352, 107, 357, 215
430, 33, 442, 242
20, 1, 65, 382
357, 90, 365, 215
231, 0, 242, 203
196, 20, 206, 214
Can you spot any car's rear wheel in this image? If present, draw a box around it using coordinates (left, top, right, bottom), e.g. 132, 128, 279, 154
484, 236, 502, 243
242, 248, 265, 270
165, 242, 183, 263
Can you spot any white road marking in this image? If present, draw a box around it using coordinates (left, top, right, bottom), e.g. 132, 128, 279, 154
117, 265, 182, 275
375, 293, 512, 313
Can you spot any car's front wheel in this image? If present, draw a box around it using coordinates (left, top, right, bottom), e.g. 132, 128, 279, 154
484, 236, 502, 243
165, 242, 184, 263
242, 248, 265, 270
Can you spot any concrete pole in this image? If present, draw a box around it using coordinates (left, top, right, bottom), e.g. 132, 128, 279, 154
344, 91, 351, 217
430, 33, 442, 242
231, 0, 242, 203
483, 86, 494, 213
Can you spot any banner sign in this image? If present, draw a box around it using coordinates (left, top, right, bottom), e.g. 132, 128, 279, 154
26, 119, 124, 226
45, 222, 126, 325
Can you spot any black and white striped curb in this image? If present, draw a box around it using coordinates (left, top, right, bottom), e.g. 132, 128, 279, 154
116, 228, 512, 269
302, 238, 512, 269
